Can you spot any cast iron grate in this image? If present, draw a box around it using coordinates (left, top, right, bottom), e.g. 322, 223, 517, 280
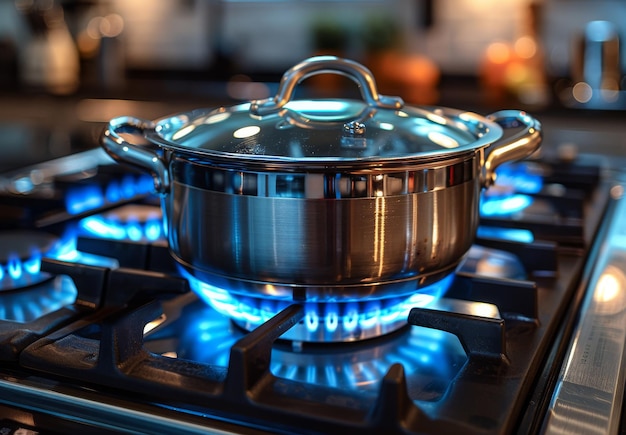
16, 245, 588, 435
0, 258, 187, 361
19, 298, 498, 434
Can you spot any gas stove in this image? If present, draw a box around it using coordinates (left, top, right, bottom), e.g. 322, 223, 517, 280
0, 139, 625, 434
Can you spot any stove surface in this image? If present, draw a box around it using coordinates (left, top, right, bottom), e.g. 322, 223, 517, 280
0, 141, 624, 434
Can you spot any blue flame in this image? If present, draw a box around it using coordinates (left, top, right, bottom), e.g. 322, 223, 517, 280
145, 219, 163, 241
79, 216, 127, 239
78, 215, 164, 242
480, 194, 533, 217
65, 174, 154, 215
1, 250, 52, 290
66, 185, 105, 215
477, 226, 534, 243
8, 255, 24, 280
54, 237, 120, 268
183, 268, 454, 338
23, 254, 42, 274
495, 163, 543, 194
105, 180, 122, 203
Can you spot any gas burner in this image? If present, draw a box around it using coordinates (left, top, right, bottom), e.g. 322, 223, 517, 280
480, 162, 544, 218
0, 229, 124, 323
487, 162, 544, 196
0, 275, 77, 323
480, 193, 535, 217
0, 231, 67, 290
476, 226, 535, 243
78, 204, 164, 242
270, 326, 466, 399
183, 245, 526, 343
459, 245, 527, 280
0, 231, 80, 322
155, 300, 468, 397
65, 173, 154, 215
183, 270, 454, 342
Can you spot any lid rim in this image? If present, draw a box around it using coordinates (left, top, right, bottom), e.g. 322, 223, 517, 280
149, 103, 504, 165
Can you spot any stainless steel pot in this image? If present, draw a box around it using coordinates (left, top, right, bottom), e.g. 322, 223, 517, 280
101, 56, 541, 304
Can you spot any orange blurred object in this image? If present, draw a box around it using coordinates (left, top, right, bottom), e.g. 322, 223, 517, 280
368, 51, 440, 105
480, 38, 547, 106
479, 2, 548, 107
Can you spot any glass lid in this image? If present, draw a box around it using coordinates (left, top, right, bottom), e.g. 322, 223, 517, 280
151, 57, 503, 163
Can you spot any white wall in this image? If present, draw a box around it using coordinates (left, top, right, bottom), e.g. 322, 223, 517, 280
218, 0, 417, 71
412, 0, 530, 74
108, 0, 536, 74
111, 0, 214, 68
9, 0, 620, 77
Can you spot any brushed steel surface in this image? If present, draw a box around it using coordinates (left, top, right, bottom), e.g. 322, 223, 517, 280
0, 376, 234, 435
542, 181, 626, 434
166, 176, 479, 300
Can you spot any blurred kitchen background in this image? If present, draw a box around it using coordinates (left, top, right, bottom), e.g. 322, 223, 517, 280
0, 0, 625, 172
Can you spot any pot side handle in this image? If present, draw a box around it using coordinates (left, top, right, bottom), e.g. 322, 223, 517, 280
483, 110, 542, 188
101, 116, 170, 194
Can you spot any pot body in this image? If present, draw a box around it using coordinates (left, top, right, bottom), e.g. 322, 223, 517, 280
100, 57, 542, 304
166, 152, 480, 300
